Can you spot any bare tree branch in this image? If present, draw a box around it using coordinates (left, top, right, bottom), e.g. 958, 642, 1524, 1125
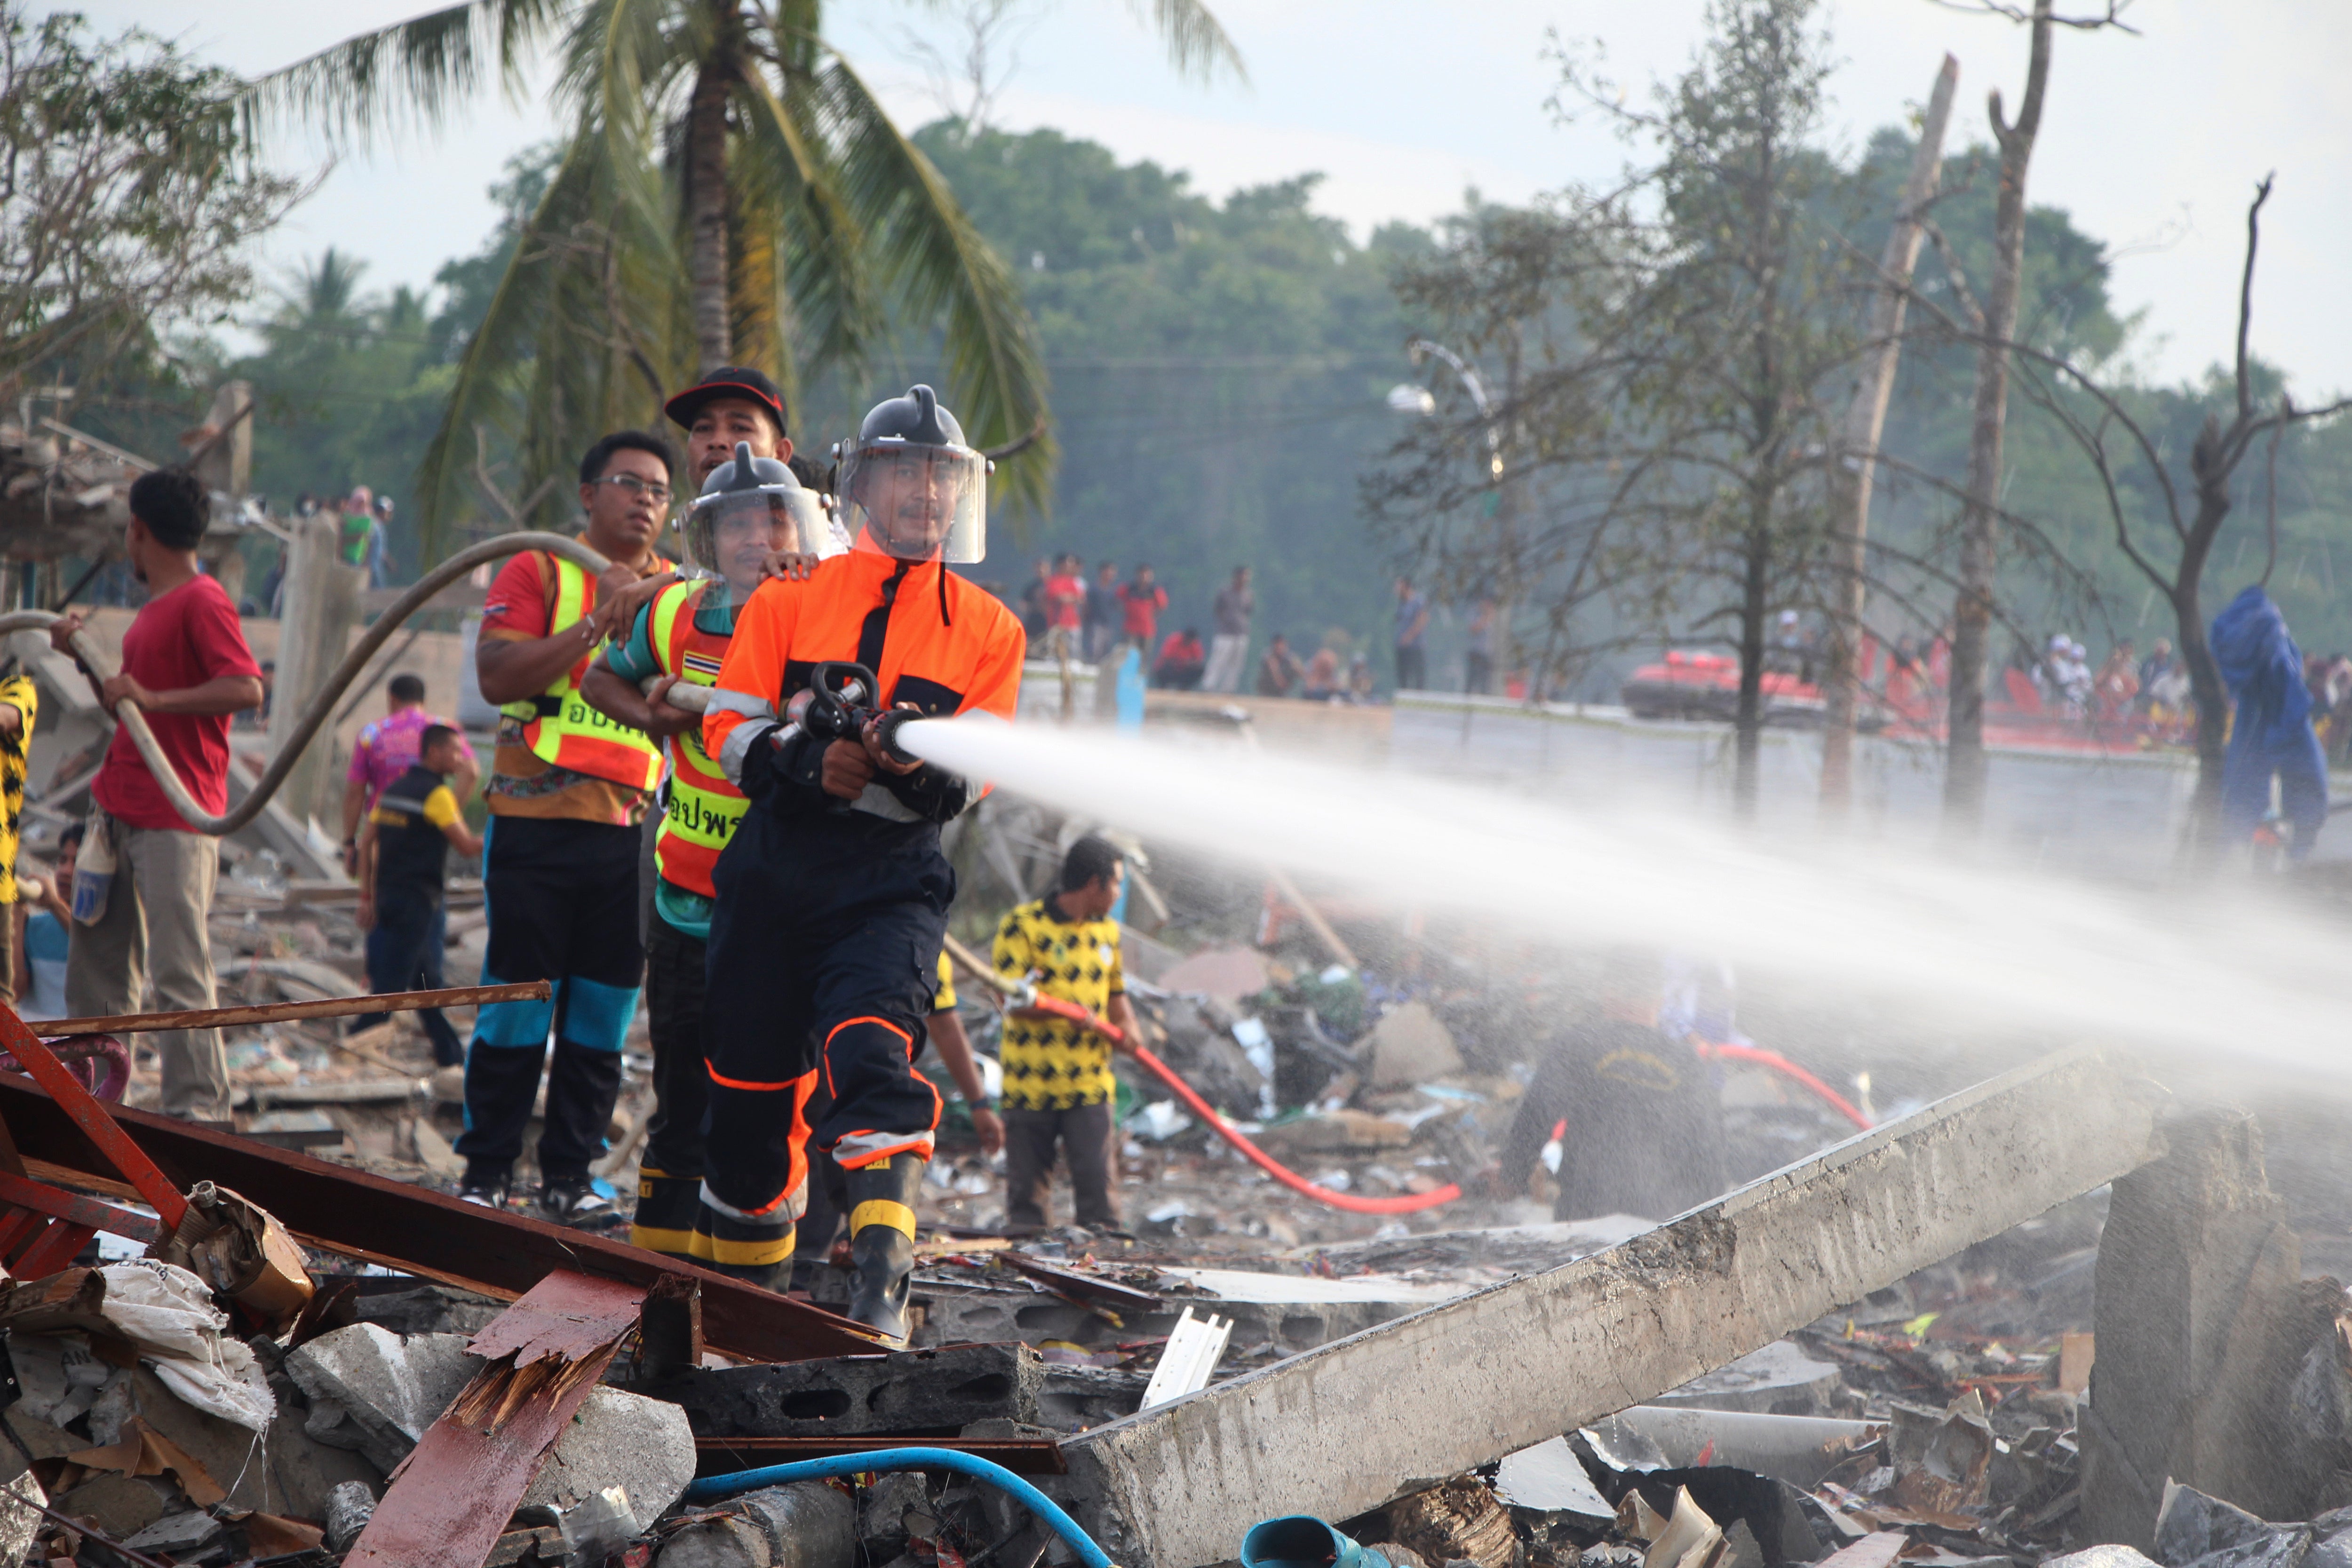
2235, 173, 2274, 429
1921, 0, 2141, 33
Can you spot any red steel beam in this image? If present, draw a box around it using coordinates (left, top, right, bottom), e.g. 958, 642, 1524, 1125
0, 1007, 185, 1227
0, 1074, 874, 1363
0, 1169, 160, 1244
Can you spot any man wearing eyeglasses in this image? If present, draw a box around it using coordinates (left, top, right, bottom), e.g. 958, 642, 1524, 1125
458, 430, 677, 1226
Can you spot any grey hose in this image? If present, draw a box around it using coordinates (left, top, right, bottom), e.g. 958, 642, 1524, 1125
1, 532, 617, 836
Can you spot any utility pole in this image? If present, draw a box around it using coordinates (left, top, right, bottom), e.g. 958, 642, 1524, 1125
187, 380, 254, 607
1819, 57, 1959, 818
269, 512, 363, 835
1944, 0, 2056, 837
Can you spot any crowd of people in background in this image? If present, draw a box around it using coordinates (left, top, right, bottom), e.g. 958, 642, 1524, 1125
1013, 559, 1459, 706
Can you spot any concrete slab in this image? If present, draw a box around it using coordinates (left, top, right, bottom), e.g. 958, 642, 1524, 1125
1058, 1049, 2162, 1568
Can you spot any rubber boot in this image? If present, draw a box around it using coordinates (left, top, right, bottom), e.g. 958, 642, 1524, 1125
628, 1168, 704, 1262
843, 1152, 925, 1347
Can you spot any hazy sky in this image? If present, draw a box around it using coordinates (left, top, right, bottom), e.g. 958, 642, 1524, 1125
87, 0, 2352, 395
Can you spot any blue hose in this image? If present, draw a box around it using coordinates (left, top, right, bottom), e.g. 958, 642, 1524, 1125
681, 1447, 1116, 1568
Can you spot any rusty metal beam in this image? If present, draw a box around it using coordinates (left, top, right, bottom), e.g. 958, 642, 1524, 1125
0, 1006, 187, 1227
0, 1169, 158, 1243
32, 980, 551, 1037
0, 1074, 874, 1363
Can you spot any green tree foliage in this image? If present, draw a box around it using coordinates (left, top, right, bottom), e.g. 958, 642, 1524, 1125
1860, 130, 2352, 672
905, 122, 1434, 659
0, 5, 301, 406
1371, 0, 1887, 812
253, 0, 1242, 557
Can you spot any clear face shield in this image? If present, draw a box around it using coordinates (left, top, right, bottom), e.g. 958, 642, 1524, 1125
683, 487, 827, 613
838, 442, 988, 564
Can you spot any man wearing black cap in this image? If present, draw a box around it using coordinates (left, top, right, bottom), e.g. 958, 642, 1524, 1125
668, 366, 791, 493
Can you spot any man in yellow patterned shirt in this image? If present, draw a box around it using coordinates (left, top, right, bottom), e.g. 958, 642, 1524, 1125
0, 667, 36, 1003
992, 836, 1134, 1233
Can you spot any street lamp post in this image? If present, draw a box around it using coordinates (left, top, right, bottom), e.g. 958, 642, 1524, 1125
1394, 339, 1520, 703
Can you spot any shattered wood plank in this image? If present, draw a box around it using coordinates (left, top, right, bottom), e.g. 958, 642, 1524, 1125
349, 1271, 642, 1568
1060, 1049, 2163, 1568
0, 1074, 875, 1363
467, 1268, 646, 1366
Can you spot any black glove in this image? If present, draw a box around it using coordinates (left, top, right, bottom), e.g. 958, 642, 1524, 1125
881, 762, 974, 824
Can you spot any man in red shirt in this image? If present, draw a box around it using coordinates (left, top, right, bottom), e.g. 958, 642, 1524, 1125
1043, 552, 1087, 661
48, 467, 262, 1122
1117, 563, 1168, 649
1153, 627, 1206, 690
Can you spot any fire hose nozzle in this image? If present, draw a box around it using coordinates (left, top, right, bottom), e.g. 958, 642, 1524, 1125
872, 708, 921, 767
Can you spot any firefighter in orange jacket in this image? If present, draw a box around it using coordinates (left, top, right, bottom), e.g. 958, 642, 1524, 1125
699, 385, 1024, 1339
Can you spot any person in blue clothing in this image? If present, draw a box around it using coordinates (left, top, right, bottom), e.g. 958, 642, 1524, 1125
2213, 586, 2329, 860
14, 823, 76, 1019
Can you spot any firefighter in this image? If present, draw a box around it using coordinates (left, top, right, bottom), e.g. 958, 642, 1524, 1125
580, 445, 832, 1263
699, 384, 1024, 1339
793, 952, 1006, 1291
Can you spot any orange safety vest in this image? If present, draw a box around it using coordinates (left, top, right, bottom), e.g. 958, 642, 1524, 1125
648, 580, 743, 897
702, 547, 1028, 788
501, 551, 667, 794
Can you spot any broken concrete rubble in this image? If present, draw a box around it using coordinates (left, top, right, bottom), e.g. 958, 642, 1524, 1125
286, 1323, 482, 1473
2081, 1110, 2352, 1552
632, 1343, 1044, 1441
1057, 1049, 2162, 1568
348, 1270, 645, 1568
521, 1384, 695, 1528
655, 1479, 857, 1568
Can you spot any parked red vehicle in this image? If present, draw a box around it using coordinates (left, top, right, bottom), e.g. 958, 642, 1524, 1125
1620, 651, 1828, 726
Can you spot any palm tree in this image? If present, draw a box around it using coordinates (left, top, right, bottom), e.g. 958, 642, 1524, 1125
253, 0, 1242, 547
288, 248, 369, 332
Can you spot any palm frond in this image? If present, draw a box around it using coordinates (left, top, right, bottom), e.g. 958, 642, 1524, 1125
245, 0, 572, 146
820, 56, 1055, 514
564, 0, 677, 261
1132, 0, 1247, 83
731, 65, 882, 386
413, 129, 599, 549
413, 111, 685, 549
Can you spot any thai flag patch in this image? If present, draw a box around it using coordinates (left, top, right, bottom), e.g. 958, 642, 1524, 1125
683, 652, 724, 679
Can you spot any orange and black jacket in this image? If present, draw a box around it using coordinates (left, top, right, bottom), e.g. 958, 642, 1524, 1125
703, 547, 1025, 828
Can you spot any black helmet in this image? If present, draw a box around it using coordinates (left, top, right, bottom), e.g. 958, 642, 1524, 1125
836, 384, 989, 564
683, 441, 831, 609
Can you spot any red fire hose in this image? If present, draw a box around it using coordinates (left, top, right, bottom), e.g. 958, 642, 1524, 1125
1014, 992, 1463, 1215
1694, 1040, 1875, 1131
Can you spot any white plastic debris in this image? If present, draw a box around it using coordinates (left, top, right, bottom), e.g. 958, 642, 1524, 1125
95, 1261, 276, 1433
1140, 1306, 1232, 1410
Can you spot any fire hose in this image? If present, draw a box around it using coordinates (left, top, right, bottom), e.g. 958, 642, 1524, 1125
0, 531, 617, 836
939, 936, 1462, 1216
1693, 1040, 1875, 1131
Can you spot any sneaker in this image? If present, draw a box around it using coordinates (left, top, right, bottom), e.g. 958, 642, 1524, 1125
537, 1178, 620, 1230
458, 1179, 509, 1210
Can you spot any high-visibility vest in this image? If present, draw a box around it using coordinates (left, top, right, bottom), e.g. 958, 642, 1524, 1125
649, 580, 744, 897
501, 552, 665, 794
